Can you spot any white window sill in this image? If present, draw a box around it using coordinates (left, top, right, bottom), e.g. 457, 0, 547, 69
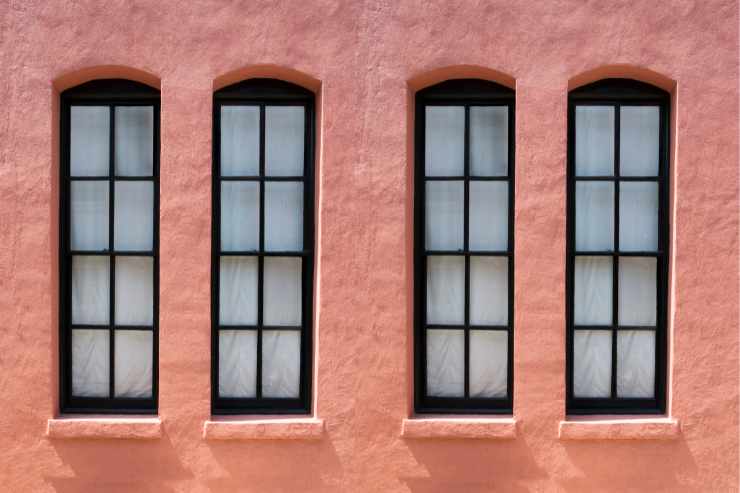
559, 416, 680, 440
202, 416, 324, 440
47, 416, 162, 440
401, 416, 517, 439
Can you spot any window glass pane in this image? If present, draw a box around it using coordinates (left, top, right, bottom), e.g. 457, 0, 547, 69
426, 256, 464, 325
218, 330, 257, 397
425, 106, 464, 176
71, 329, 110, 397
618, 257, 657, 326
425, 181, 464, 251
470, 106, 508, 176
70, 106, 109, 177
469, 257, 508, 325
264, 182, 303, 251
115, 106, 153, 176
219, 257, 258, 326
114, 182, 153, 251
619, 182, 658, 252
72, 256, 109, 325
617, 330, 656, 398
263, 257, 302, 326
575, 106, 614, 176
620, 106, 659, 177
573, 330, 612, 397
266, 106, 305, 176
426, 329, 464, 397
220, 106, 260, 176
469, 330, 507, 398
115, 257, 153, 326
576, 181, 614, 251
574, 256, 612, 325
262, 330, 301, 398
469, 181, 508, 251
71, 181, 109, 251
114, 330, 152, 398
221, 181, 259, 252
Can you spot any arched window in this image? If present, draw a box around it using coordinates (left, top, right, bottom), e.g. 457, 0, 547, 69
567, 78, 669, 414
414, 79, 514, 413
60, 79, 160, 413
212, 79, 314, 414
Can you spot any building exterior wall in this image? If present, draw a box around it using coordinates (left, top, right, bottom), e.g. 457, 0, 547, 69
0, 1, 738, 491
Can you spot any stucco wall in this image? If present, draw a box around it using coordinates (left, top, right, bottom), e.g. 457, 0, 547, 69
0, 1, 738, 491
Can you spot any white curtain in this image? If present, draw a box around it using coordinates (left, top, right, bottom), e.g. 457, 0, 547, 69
576, 182, 614, 251
115, 257, 153, 325
425, 106, 464, 176
469, 181, 508, 251
265, 106, 305, 176
619, 106, 659, 177
114, 182, 153, 251
618, 257, 656, 326
220, 106, 259, 176
573, 330, 612, 397
575, 106, 614, 176
115, 106, 153, 176
619, 182, 658, 251
219, 257, 258, 325
262, 330, 301, 398
263, 257, 302, 326
425, 181, 464, 251
426, 329, 464, 397
426, 256, 464, 324
72, 256, 109, 324
264, 182, 303, 251
218, 330, 257, 397
574, 256, 612, 325
470, 106, 508, 177
617, 330, 655, 397
71, 181, 109, 251
221, 182, 259, 251
71, 329, 109, 397
469, 257, 508, 325
469, 330, 507, 398
114, 330, 152, 397
70, 106, 109, 177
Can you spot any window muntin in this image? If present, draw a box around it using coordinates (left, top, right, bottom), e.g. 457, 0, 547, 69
567, 79, 669, 414
213, 79, 314, 414
60, 80, 159, 413
414, 79, 514, 413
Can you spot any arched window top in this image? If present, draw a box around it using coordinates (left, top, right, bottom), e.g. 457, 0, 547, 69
214, 77, 313, 101
569, 78, 669, 102
62, 79, 159, 101
417, 78, 514, 102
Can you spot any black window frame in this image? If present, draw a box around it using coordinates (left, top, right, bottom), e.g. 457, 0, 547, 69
59, 79, 160, 414
566, 78, 670, 415
414, 79, 515, 414
212, 78, 315, 415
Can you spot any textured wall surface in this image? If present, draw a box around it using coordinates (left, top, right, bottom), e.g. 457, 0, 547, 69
0, 1, 738, 491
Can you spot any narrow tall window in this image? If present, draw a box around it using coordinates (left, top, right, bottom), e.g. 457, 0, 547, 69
60, 80, 159, 413
567, 79, 669, 414
414, 79, 514, 413
213, 79, 314, 414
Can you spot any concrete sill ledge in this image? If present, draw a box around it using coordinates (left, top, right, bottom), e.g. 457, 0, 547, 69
203, 417, 324, 440
559, 417, 680, 440
401, 417, 517, 439
47, 416, 162, 440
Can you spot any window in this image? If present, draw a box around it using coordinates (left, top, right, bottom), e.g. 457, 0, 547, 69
212, 79, 314, 414
567, 78, 669, 414
60, 80, 159, 413
414, 79, 514, 413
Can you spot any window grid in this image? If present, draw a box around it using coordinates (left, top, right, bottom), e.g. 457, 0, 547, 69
566, 80, 669, 414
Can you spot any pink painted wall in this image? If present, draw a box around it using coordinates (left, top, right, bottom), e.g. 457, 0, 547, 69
1, 1, 738, 491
